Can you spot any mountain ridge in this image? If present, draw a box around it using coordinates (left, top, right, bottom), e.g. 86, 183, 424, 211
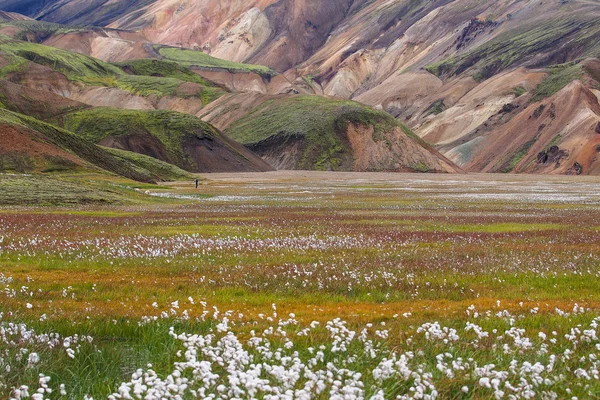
1, 0, 599, 174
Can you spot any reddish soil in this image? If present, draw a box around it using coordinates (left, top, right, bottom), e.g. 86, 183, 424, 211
0, 124, 86, 170
0, 79, 88, 121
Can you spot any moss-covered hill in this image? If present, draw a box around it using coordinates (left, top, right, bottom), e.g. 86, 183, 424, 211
61, 108, 273, 173
224, 96, 457, 172
0, 108, 161, 182
0, 37, 226, 106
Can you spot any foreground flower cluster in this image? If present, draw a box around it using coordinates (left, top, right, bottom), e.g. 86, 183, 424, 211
4, 302, 599, 399
111, 306, 600, 399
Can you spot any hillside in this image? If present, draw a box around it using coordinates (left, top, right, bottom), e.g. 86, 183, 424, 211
60, 108, 274, 173
0, 108, 156, 181
202, 94, 458, 172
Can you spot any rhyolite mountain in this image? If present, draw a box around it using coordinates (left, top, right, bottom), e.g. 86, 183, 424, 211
1, 0, 600, 174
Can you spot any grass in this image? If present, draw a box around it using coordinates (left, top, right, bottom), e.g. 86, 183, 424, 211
0, 38, 226, 105
104, 147, 194, 181
225, 96, 402, 170
513, 85, 527, 97
0, 174, 164, 205
112, 59, 216, 87
112, 59, 227, 103
0, 20, 83, 42
423, 99, 446, 117
114, 75, 184, 97
1, 173, 600, 397
495, 138, 537, 173
157, 46, 277, 78
0, 36, 124, 83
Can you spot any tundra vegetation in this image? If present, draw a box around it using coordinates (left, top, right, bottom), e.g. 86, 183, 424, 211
1, 172, 600, 399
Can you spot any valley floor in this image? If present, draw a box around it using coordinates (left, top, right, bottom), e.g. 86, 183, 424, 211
1, 172, 600, 398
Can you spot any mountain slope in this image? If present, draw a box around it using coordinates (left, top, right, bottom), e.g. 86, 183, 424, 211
0, 108, 158, 181
203, 94, 458, 172
0, 0, 154, 26
60, 108, 274, 173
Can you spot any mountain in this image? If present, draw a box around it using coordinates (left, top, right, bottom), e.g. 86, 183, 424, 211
1, 0, 598, 174
0, 38, 274, 177
0, 0, 153, 26
0, 32, 456, 174
0, 10, 32, 21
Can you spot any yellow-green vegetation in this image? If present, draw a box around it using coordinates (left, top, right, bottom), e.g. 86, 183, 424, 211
114, 75, 186, 97
1, 173, 600, 398
513, 85, 527, 97
113, 59, 215, 86
61, 108, 226, 171
113, 59, 227, 103
495, 138, 537, 173
0, 173, 167, 205
0, 108, 156, 182
423, 99, 446, 117
157, 46, 276, 78
0, 36, 124, 83
0, 38, 226, 105
0, 20, 82, 41
225, 96, 402, 170
114, 75, 224, 104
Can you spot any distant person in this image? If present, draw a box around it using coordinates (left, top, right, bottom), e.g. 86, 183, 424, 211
195, 178, 199, 189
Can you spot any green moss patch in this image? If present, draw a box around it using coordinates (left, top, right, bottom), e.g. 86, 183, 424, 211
157, 47, 276, 78
426, 17, 600, 80
104, 147, 194, 181
531, 62, 584, 102
0, 36, 124, 82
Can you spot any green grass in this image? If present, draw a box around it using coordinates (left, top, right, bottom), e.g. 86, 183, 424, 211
104, 147, 194, 181
0, 38, 226, 105
0, 36, 124, 83
114, 75, 184, 97
113, 59, 216, 86
495, 138, 537, 173
0, 173, 161, 205
513, 85, 527, 97
423, 99, 446, 117
157, 46, 276, 78
113, 75, 225, 104
112, 59, 227, 103
0, 20, 83, 41
226, 96, 402, 170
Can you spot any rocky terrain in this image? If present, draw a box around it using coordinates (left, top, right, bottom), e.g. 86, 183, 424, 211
0, 0, 599, 175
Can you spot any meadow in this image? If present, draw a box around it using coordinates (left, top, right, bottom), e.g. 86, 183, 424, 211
1, 171, 600, 399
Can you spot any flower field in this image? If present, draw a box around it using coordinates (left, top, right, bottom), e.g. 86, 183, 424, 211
1, 171, 600, 399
